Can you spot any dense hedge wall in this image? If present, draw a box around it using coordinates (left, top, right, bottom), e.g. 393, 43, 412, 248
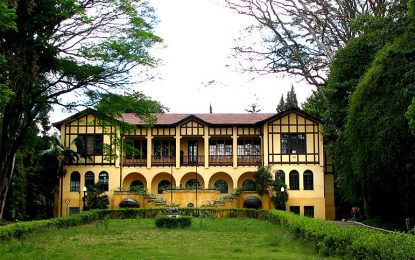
1, 208, 414, 259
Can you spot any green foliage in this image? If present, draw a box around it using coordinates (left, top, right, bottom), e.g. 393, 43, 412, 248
303, 4, 415, 221
253, 166, 273, 195
1, 208, 415, 259
86, 91, 165, 162
129, 185, 148, 194
4, 121, 62, 221
0, 208, 264, 241
0, 84, 13, 111
276, 95, 285, 113
252, 166, 288, 208
276, 85, 298, 112
0, 0, 16, 32
0, 0, 163, 218
271, 178, 288, 209
154, 216, 192, 228
406, 97, 415, 135
345, 31, 415, 218
84, 184, 109, 210
0, 218, 325, 259
266, 210, 415, 259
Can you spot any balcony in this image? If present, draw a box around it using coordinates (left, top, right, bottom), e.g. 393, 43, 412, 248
151, 156, 175, 167
237, 155, 262, 166
123, 157, 146, 167
181, 155, 204, 167
209, 155, 233, 166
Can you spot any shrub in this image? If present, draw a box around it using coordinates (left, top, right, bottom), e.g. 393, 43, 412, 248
265, 210, 415, 259
155, 217, 191, 228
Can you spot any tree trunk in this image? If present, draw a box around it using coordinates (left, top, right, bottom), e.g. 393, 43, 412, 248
0, 150, 16, 219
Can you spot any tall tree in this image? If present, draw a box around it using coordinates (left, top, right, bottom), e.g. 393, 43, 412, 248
285, 85, 298, 109
345, 31, 415, 219
225, 0, 395, 89
0, 0, 163, 219
276, 95, 285, 112
276, 85, 298, 112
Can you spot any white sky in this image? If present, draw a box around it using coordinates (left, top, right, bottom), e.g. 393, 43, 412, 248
50, 0, 314, 123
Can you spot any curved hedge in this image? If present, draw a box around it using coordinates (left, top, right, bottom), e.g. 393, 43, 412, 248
1, 208, 414, 259
265, 210, 415, 259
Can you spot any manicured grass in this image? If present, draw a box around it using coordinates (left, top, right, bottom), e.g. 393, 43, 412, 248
0, 217, 336, 259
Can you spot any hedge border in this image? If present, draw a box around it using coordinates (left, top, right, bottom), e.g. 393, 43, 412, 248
0, 208, 414, 259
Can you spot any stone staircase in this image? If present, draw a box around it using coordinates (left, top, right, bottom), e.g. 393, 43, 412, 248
146, 194, 167, 206
212, 194, 236, 206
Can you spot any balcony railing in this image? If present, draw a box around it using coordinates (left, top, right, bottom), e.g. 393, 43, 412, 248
181, 155, 204, 166
123, 157, 146, 167
151, 156, 175, 166
237, 155, 262, 166
209, 155, 233, 166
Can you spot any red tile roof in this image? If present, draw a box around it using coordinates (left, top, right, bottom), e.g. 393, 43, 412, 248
119, 113, 276, 125
52, 107, 320, 129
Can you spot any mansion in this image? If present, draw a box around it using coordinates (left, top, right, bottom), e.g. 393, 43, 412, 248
53, 107, 335, 220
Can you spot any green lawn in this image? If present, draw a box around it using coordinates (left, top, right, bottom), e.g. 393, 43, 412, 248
0, 218, 336, 259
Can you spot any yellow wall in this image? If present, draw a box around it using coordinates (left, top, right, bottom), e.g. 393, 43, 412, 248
56, 111, 334, 220
161, 190, 220, 207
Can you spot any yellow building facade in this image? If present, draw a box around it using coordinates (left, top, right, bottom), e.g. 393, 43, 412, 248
54, 108, 335, 220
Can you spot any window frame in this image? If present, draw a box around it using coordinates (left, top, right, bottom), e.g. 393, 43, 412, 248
84, 171, 95, 188
289, 170, 300, 190
125, 139, 147, 160
185, 179, 200, 189
214, 179, 229, 193
70, 171, 80, 192
209, 139, 232, 158
158, 180, 171, 194
281, 133, 306, 154
98, 171, 109, 191
290, 206, 300, 215
153, 140, 175, 158
242, 179, 256, 191
275, 170, 285, 184
69, 207, 80, 215
304, 206, 315, 218
303, 170, 314, 190
77, 134, 103, 156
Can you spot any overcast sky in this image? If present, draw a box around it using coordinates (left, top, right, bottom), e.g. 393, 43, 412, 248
51, 0, 314, 123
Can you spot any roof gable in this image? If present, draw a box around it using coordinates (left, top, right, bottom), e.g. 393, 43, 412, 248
258, 107, 321, 124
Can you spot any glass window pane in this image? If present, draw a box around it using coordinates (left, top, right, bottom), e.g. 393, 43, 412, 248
289, 170, 299, 190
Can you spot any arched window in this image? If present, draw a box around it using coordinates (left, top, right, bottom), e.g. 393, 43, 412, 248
275, 170, 285, 184
214, 179, 228, 193
289, 170, 299, 190
242, 179, 255, 191
303, 170, 314, 190
99, 171, 109, 191
84, 171, 95, 188
187, 203, 194, 208
185, 179, 200, 189
158, 180, 171, 194
70, 171, 80, 192
130, 180, 144, 190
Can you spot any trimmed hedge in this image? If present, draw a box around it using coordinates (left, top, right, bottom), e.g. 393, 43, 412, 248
0, 208, 414, 259
265, 210, 415, 260
0, 208, 260, 241
155, 216, 192, 228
